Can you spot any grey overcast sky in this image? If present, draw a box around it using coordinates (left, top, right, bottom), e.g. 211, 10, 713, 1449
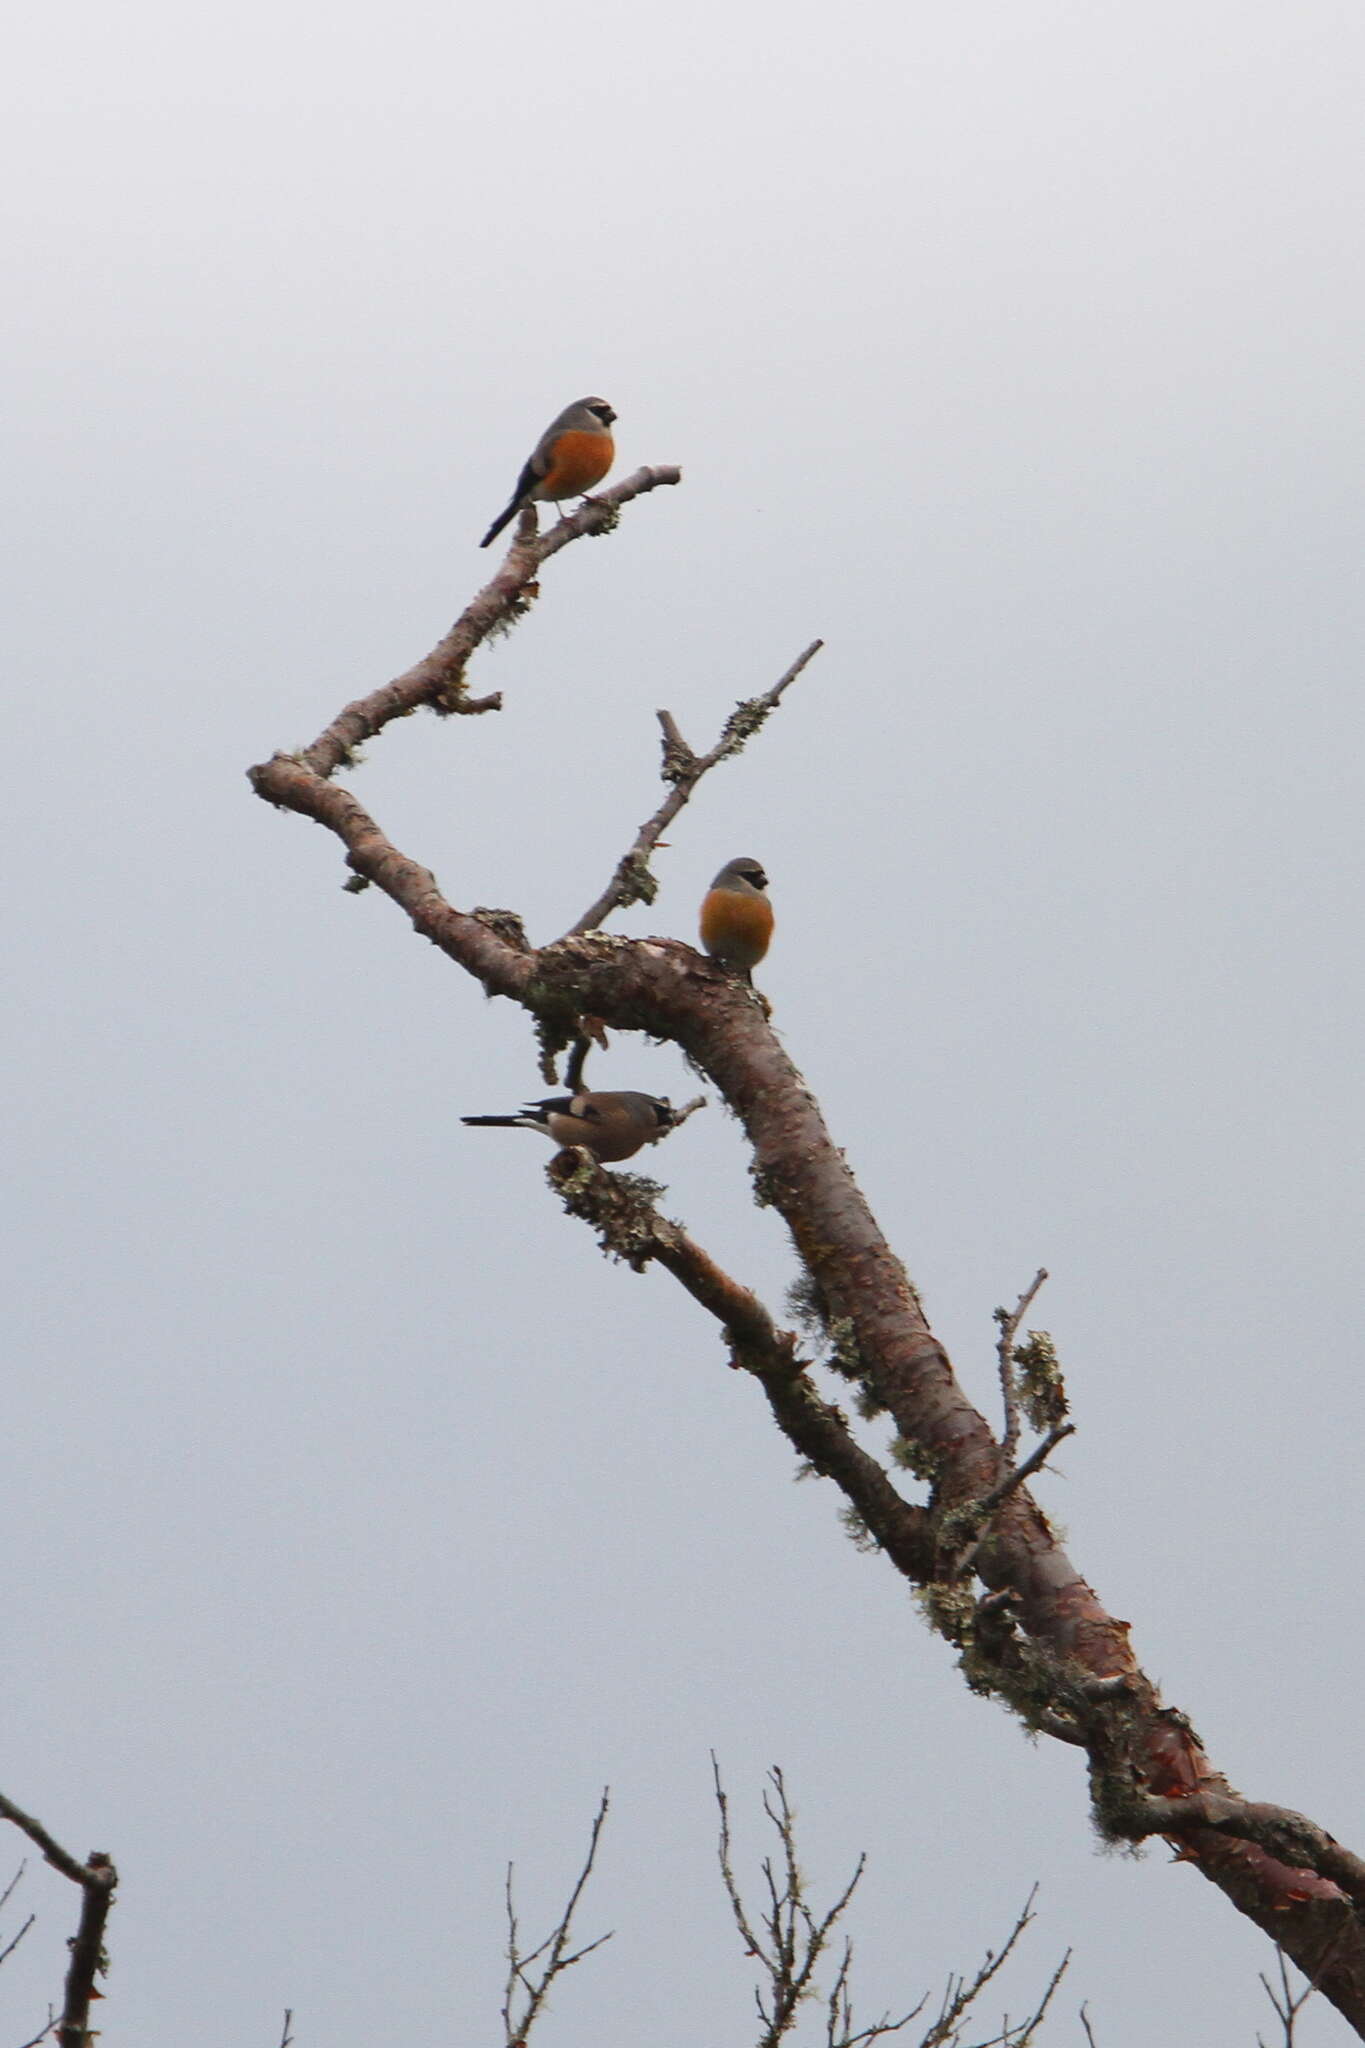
4, 0, 1363, 2041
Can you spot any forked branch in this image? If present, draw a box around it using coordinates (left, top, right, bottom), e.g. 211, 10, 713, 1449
501, 1789, 613, 2047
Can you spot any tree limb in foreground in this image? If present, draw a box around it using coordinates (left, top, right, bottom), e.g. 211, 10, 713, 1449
248, 480, 1365, 2036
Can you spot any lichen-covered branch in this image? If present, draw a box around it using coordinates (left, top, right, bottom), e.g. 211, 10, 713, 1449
546, 1153, 934, 1583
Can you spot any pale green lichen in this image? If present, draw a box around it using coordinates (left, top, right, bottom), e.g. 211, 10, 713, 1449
1012, 1330, 1069, 1433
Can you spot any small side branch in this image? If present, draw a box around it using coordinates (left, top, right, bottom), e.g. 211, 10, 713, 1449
1107, 1790, 1365, 1907
501, 1790, 613, 2047
1257, 1942, 1337, 2048
975, 1425, 1076, 1521
565, 639, 824, 935
0, 1857, 34, 1982
994, 1269, 1048, 1464
250, 464, 681, 784
547, 1155, 933, 1581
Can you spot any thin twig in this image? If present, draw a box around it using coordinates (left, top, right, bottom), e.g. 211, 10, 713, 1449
917, 1892, 1068, 2048
975, 1424, 1076, 1519
501, 1790, 613, 2046
1079, 2003, 1098, 2047
277, 2009, 296, 2048
0, 1860, 27, 1920
918, 1887, 1040, 2046
1257, 1928, 1348, 2046
950, 1423, 1075, 1583
565, 639, 824, 935
0, 1856, 34, 1981
0, 1911, 35, 1969
825, 1934, 926, 2047
994, 1269, 1047, 1464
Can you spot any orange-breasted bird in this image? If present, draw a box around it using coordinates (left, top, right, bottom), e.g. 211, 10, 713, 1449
461, 1090, 673, 1163
699, 857, 774, 981
479, 397, 617, 548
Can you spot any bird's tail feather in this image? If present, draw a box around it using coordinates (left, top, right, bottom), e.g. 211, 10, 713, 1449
478, 502, 518, 549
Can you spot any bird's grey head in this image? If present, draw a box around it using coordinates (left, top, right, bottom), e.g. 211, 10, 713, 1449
715, 857, 768, 892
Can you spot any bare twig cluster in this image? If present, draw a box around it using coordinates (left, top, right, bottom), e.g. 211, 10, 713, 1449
501, 1790, 614, 2048
713, 1757, 911, 2048
499, 1770, 1071, 2048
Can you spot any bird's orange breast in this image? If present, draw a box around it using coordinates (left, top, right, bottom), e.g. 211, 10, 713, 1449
700, 889, 774, 971
536, 428, 615, 502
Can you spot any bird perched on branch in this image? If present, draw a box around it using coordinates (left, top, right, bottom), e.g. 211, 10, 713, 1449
479, 397, 617, 548
461, 1090, 674, 1163
699, 857, 774, 981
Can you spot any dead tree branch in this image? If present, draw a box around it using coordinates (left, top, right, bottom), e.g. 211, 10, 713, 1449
250, 517, 1365, 2035
501, 1789, 613, 2047
0, 1794, 116, 2048
566, 638, 825, 935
